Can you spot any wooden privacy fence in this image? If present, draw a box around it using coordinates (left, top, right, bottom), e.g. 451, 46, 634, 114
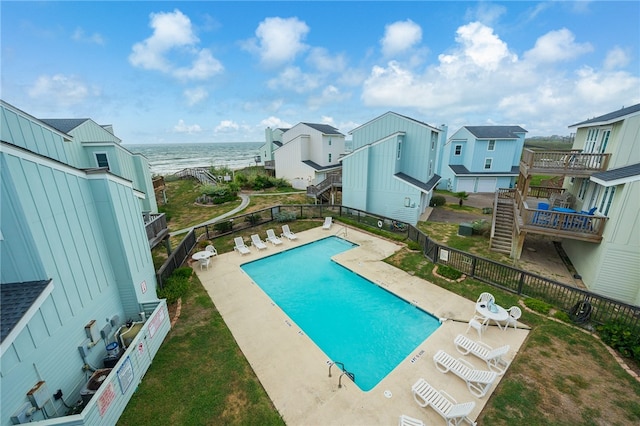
156, 229, 197, 289
185, 203, 638, 328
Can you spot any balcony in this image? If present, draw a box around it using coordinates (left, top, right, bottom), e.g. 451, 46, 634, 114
144, 213, 169, 249
520, 149, 611, 178
264, 160, 275, 170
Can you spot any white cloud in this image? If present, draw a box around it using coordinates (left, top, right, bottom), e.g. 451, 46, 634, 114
524, 28, 592, 64
215, 120, 240, 133
307, 47, 347, 73
129, 9, 222, 80
466, 3, 507, 25
260, 116, 292, 129
603, 47, 630, 70
245, 17, 310, 67
267, 66, 320, 93
173, 119, 202, 134
380, 20, 422, 57
28, 74, 98, 106
72, 27, 105, 45
184, 87, 208, 106
450, 22, 517, 72
308, 85, 350, 109
574, 67, 640, 103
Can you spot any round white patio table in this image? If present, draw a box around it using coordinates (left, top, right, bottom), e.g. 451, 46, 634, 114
476, 301, 509, 328
192, 251, 213, 261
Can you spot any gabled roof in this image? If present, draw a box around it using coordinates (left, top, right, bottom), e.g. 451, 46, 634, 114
591, 162, 640, 187
349, 111, 441, 134
464, 126, 527, 139
449, 165, 520, 176
1, 280, 53, 344
40, 118, 90, 134
300, 123, 344, 136
569, 103, 640, 128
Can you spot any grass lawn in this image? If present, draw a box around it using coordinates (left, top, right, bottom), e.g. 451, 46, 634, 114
124, 177, 640, 425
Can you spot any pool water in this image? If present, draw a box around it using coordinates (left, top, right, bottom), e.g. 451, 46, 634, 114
241, 236, 440, 391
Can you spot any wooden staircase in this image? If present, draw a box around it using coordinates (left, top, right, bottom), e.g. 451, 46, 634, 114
490, 196, 515, 255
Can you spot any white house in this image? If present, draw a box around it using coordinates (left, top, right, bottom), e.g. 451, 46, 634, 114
273, 122, 345, 190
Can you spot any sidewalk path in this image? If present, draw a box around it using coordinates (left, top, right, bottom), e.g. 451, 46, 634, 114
169, 193, 250, 236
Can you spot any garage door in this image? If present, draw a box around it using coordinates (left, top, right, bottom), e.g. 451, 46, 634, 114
477, 178, 497, 192
457, 178, 475, 192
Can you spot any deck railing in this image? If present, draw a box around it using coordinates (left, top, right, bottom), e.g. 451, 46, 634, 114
520, 148, 611, 175
144, 213, 169, 248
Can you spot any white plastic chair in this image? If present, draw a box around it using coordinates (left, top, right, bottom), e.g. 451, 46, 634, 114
502, 306, 521, 331
411, 378, 477, 425
265, 229, 283, 245
233, 237, 251, 255
476, 292, 495, 304
454, 334, 511, 375
205, 245, 217, 256
250, 234, 268, 250
466, 315, 488, 339
198, 257, 211, 271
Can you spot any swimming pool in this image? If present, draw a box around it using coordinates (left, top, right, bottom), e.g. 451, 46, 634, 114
241, 236, 440, 391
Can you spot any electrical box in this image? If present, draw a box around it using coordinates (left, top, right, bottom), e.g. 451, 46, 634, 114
10, 402, 34, 425
100, 323, 112, 340
85, 320, 99, 343
78, 339, 90, 358
458, 223, 473, 237
27, 381, 50, 409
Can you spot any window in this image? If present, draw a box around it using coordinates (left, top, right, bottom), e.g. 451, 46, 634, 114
397, 139, 402, 160
454, 145, 462, 156
328, 153, 332, 163
95, 153, 109, 170
484, 158, 492, 170
578, 179, 589, 199
487, 140, 495, 151
328, 138, 332, 146
599, 186, 616, 216
428, 160, 433, 176
430, 131, 437, 150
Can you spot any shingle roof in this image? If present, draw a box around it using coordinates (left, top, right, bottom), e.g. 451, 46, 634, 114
1, 280, 52, 343
302, 160, 341, 171
570, 103, 640, 128
591, 163, 640, 184
449, 165, 520, 175
300, 123, 343, 135
394, 172, 441, 192
40, 118, 90, 134
464, 126, 527, 139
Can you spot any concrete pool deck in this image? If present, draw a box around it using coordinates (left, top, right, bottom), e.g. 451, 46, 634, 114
196, 225, 530, 425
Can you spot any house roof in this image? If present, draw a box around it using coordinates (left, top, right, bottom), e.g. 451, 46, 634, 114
394, 172, 441, 193
349, 111, 441, 134
569, 103, 640, 128
449, 165, 520, 176
40, 118, 90, 134
1, 280, 53, 344
464, 126, 528, 139
591, 162, 640, 187
300, 123, 344, 136
302, 160, 342, 171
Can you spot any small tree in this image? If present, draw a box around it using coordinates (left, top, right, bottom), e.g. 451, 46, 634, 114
455, 191, 469, 206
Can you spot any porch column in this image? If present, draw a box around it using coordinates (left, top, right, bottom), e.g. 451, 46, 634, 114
512, 229, 526, 259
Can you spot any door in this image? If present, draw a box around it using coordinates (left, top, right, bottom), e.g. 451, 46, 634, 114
476, 178, 497, 192
457, 178, 475, 192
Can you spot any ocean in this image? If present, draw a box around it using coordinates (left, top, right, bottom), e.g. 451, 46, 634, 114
123, 142, 263, 176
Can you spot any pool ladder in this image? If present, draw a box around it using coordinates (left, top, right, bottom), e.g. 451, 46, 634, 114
328, 361, 355, 388
335, 226, 348, 237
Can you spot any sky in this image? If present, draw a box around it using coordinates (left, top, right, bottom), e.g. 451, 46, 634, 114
2, 1, 639, 144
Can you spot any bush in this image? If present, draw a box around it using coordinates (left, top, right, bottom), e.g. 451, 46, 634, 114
430, 195, 446, 207
214, 220, 233, 232
171, 267, 193, 280
597, 320, 640, 362
157, 273, 190, 304
437, 264, 463, 280
524, 298, 552, 315
274, 211, 297, 222
406, 241, 421, 251
244, 213, 261, 225
252, 174, 274, 190
471, 219, 491, 236
553, 311, 571, 323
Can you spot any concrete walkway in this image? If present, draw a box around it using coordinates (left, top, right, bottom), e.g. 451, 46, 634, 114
169, 193, 250, 236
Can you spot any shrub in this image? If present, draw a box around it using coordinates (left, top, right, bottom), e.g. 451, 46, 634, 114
252, 174, 274, 190
471, 219, 491, 236
214, 220, 233, 232
524, 298, 552, 315
406, 241, 421, 251
273, 178, 290, 188
430, 195, 446, 207
437, 264, 463, 280
157, 274, 190, 304
597, 320, 640, 362
553, 311, 571, 323
274, 211, 297, 222
171, 267, 193, 280
244, 212, 261, 225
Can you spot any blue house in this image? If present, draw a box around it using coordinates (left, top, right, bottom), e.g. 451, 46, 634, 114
341, 112, 447, 225
438, 126, 527, 193
0, 100, 171, 425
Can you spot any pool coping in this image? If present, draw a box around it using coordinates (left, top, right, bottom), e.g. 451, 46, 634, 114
196, 225, 530, 425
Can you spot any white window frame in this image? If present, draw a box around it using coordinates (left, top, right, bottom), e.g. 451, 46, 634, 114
95, 152, 110, 170
599, 186, 616, 216
430, 131, 437, 150
428, 160, 433, 176
397, 140, 402, 160
578, 179, 589, 199
328, 153, 332, 163
483, 157, 493, 170
487, 140, 495, 151
454, 144, 462, 156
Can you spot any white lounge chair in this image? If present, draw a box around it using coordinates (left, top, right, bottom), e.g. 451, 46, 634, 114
454, 334, 511, 375
433, 350, 498, 398
205, 245, 218, 256
265, 229, 283, 245
281, 224, 298, 240
411, 378, 476, 426
250, 234, 268, 250
322, 216, 332, 230
501, 306, 521, 331
399, 414, 425, 426
233, 237, 251, 255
